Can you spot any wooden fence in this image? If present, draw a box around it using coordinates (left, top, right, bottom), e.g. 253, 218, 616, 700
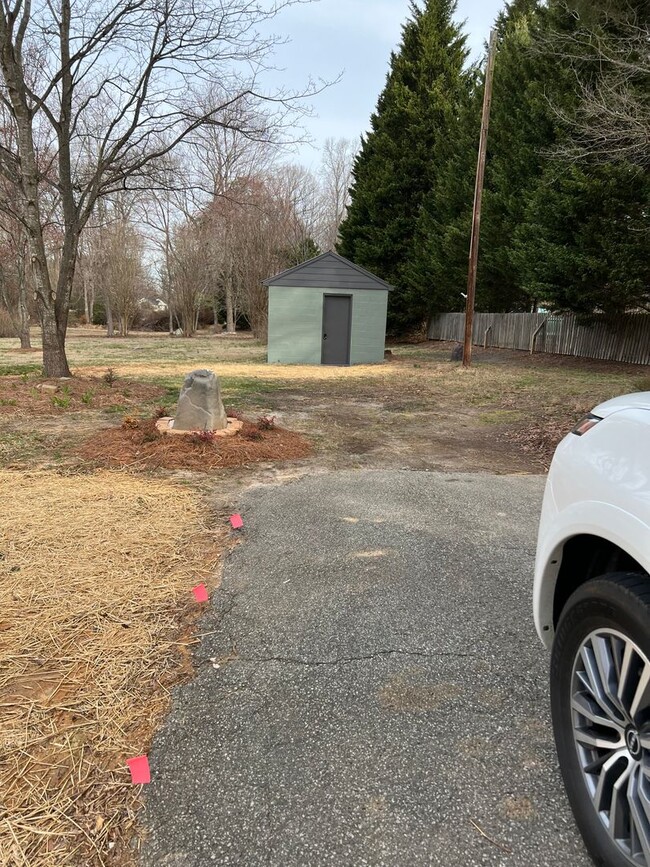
428, 312, 650, 366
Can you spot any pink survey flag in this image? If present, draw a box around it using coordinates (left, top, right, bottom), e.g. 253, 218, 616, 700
230, 514, 244, 529
192, 583, 209, 603
127, 755, 151, 785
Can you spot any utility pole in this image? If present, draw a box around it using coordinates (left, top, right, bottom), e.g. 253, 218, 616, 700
463, 29, 498, 368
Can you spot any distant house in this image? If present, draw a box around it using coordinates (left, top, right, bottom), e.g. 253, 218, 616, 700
264, 252, 392, 366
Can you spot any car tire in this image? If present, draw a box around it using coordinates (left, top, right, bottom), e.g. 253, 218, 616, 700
551, 572, 650, 867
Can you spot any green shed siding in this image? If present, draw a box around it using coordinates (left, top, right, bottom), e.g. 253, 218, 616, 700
349, 288, 388, 365
267, 286, 323, 364
267, 286, 388, 365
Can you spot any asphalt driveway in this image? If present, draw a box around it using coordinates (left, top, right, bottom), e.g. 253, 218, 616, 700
143, 470, 592, 866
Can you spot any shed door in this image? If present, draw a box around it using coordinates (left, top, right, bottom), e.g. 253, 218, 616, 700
321, 295, 352, 365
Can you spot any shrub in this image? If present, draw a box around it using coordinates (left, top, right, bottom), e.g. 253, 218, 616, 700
257, 415, 276, 431
103, 368, 118, 387
92, 302, 106, 326
190, 429, 218, 445
226, 408, 243, 420
139, 309, 171, 332
51, 394, 71, 409
81, 390, 94, 405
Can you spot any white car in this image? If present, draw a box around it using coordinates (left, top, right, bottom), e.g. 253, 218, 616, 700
534, 392, 650, 867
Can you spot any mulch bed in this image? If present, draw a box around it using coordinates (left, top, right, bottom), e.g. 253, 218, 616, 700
0, 376, 166, 416
75, 419, 312, 470
0, 470, 227, 865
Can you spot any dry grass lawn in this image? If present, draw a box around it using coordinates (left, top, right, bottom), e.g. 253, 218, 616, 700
2, 328, 647, 473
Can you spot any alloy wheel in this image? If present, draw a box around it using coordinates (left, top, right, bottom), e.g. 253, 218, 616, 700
571, 628, 650, 865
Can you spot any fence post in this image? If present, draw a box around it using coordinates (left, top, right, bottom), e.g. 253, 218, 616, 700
483, 326, 492, 349
530, 318, 548, 354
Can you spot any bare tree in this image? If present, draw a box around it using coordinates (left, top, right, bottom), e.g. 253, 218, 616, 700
186, 108, 279, 333
271, 163, 322, 258
538, 3, 650, 167
104, 219, 146, 337
0, 0, 316, 376
318, 137, 357, 251
224, 169, 317, 338
168, 217, 212, 337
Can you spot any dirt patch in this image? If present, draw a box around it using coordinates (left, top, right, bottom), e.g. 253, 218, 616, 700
74, 419, 313, 471
0, 470, 228, 866
500, 795, 535, 821
378, 676, 462, 712
0, 375, 166, 417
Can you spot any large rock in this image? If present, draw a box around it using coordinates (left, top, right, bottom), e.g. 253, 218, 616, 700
173, 369, 228, 431
450, 343, 463, 362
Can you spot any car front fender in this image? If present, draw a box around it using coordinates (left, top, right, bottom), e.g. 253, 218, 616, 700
533, 500, 650, 648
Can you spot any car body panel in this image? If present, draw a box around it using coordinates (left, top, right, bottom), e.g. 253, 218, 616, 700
534, 396, 650, 648
591, 392, 650, 417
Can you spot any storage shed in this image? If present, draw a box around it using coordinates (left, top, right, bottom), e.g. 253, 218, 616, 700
264, 252, 392, 365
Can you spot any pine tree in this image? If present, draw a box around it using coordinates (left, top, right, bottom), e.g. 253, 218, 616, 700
409, 0, 553, 319
513, 162, 650, 315
337, 0, 470, 331
513, 0, 650, 314
475, 0, 553, 312
406, 76, 480, 316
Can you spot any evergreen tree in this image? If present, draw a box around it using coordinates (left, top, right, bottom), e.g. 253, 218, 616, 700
513, 0, 650, 314
409, 0, 553, 319
337, 0, 470, 331
514, 162, 650, 314
406, 76, 480, 316
476, 0, 554, 312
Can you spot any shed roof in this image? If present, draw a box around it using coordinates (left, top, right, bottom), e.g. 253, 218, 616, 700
263, 251, 394, 291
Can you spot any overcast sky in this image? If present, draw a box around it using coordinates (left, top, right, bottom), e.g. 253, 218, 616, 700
266, 0, 505, 167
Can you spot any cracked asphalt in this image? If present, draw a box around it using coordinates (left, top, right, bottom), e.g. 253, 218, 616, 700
142, 470, 592, 866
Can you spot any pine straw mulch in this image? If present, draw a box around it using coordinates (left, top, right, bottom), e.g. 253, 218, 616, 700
0, 376, 166, 417
0, 470, 229, 866
74, 419, 313, 471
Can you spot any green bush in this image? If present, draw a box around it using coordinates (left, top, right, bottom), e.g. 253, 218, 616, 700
92, 302, 106, 326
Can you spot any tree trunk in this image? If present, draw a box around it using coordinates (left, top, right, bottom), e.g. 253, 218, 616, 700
17, 247, 31, 349
18, 288, 31, 349
19, 326, 31, 349
225, 278, 235, 333
30, 255, 72, 377
180, 305, 194, 337
106, 298, 114, 337
20, 208, 73, 375
40, 305, 71, 377
83, 274, 95, 325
